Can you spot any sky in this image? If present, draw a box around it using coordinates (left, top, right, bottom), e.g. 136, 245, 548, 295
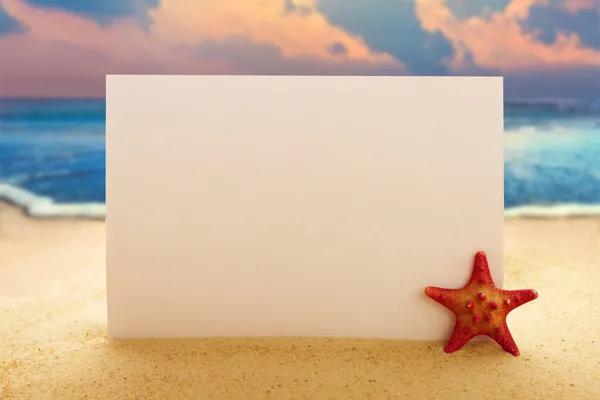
0, 0, 598, 99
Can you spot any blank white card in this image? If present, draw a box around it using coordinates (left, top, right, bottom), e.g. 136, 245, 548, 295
106, 75, 504, 340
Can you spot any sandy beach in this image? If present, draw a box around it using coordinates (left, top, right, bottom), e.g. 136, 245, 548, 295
0, 202, 599, 400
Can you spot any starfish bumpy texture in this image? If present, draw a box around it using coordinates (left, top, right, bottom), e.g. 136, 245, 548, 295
425, 251, 538, 356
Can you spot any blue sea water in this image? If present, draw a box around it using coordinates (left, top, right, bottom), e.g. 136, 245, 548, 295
0, 98, 599, 214
0, 99, 105, 203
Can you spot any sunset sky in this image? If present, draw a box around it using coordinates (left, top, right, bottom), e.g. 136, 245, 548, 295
0, 0, 598, 99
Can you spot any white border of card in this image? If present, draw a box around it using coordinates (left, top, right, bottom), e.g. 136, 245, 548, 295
106, 75, 504, 340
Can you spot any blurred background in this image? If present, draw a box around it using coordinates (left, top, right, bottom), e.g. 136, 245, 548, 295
0, 0, 599, 216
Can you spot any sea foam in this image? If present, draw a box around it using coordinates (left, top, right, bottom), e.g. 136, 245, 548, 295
1, 183, 600, 221
0, 183, 105, 219
504, 204, 600, 219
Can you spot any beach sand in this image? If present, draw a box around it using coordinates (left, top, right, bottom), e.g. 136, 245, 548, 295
1, 202, 599, 400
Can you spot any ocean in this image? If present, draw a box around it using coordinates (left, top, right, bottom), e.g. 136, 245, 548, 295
1, 98, 599, 218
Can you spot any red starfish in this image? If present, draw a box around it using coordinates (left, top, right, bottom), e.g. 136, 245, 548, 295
425, 251, 538, 356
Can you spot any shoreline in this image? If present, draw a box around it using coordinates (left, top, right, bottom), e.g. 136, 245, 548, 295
0, 183, 105, 220
3, 183, 600, 221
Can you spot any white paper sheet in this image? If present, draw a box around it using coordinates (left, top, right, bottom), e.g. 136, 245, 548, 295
106, 75, 504, 340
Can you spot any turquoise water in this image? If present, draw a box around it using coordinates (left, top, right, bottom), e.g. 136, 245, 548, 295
1, 98, 599, 210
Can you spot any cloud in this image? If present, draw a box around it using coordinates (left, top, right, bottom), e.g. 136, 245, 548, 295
0, 0, 402, 97
148, 0, 399, 64
0, 2, 20, 34
1, 0, 598, 99
414, 0, 600, 73
196, 35, 407, 76
561, 0, 598, 13
315, 0, 454, 74
0, 34, 234, 97
521, 1, 600, 50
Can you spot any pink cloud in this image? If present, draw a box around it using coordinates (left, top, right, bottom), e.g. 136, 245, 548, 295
0, 0, 402, 97
149, 0, 399, 63
560, 0, 598, 13
415, 0, 600, 73
0, 33, 234, 97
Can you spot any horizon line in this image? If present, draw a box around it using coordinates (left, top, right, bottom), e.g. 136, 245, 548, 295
0, 97, 598, 103
0, 96, 105, 100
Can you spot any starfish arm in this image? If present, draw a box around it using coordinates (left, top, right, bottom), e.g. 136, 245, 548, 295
489, 322, 520, 356
444, 321, 476, 353
501, 288, 539, 312
467, 251, 495, 286
424, 287, 462, 310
